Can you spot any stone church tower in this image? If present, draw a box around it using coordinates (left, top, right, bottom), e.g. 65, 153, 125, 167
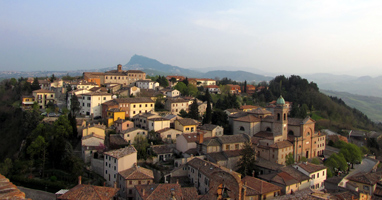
273, 96, 289, 141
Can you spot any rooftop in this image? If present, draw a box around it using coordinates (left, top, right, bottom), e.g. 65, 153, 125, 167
177, 118, 199, 126
119, 165, 154, 180
57, 184, 119, 200
242, 176, 282, 195
296, 162, 327, 173
104, 145, 137, 159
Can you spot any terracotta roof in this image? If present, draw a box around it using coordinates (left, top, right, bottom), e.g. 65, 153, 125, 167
104, 145, 137, 159
182, 133, 198, 143
324, 176, 343, 185
234, 115, 261, 123
218, 134, 249, 144
260, 171, 299, 186
240, 105, 258, 110
255, 158, 283, 171
135, 183, 196, 200
0, 174, 28, 200
224, 150, 242, 158
57, 184, 119, 200
177, 118, 199, 126
156, 128, 182, 134
187, 157, 241, 179
109, 134, 129, 146
180, 187, 198, 200
33, 89, 55, 93
202, 138, 221, 146
280, 166, 310, 182
269, 141, 293, 149
119, 165, 154, 180
297, 162, 327, 173
248, 108, 272, 115
225, 108, 240, 113
253, 131, 274, 140
198, 124, 220, 131
151, 145, 173, 155
148, 117, 170, 122
242, 176, 281, 195
184, 148, 198, 155
82, 133, 105, 141
127, 70, 145, 73
206, 152, 227, 162
82, 92, 111, 96
287, 118, 303, 125
115, 97, 154, 103
347, 171, 382, 185
229, 111, 249, 118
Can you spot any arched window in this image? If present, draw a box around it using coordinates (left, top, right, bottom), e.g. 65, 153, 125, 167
266, 127, 272, 132
288, 130, 294, 136
240, 126, 245, 131
277, 113, 280, 121
284, 113, 286, 120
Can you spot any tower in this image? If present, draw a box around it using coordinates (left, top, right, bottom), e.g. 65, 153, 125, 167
273, 96, 288, 141
117, 64, 122, 72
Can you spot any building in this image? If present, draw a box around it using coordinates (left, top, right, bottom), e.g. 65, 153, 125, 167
174, 118, 199, 133
242, 176, 282, 199
204, 85, 220, 94
117, 164, 154, 200
106, 108, 125, 127
102, 97, 155, 119
120, 128, 148, 144
21, 95, 35, 109
150, 145, 174, 163
148, 117, 171, 132
57, 176, 119, 200
176, 133, 198, 153
135, 80, 159, 90
132, 112, 161, 130
135, 183, 198, 200
233, 96, 326, 163
155, 128, 182, 143
115, 119, 134, 133
226, 84, 241, 94
103, 145, 137, 186
32, 89, 56, 109
165, 98, 189, 115
69, 80, 98, 91
83, 64, 147, 86
162, 89, 180, 98
198, 124, 224, 138
67, 91, 112, 118
82, 124, 106, 138
0, 174, 27, 199
346, 171, 382, 195
81, 134, 104, 163
294, 162, 327, 190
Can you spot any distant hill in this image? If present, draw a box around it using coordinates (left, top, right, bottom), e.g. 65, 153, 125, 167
202, 70, 272, 82
322, 90, 382, 123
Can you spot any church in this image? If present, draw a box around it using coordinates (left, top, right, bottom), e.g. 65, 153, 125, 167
232, 96, 326, 165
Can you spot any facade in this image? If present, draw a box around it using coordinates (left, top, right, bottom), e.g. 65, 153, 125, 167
242, 176, 282, 199
132, 112, 161, 130
227, 84, 241, 94
148, 117, 171, 132
135, 80, 159, 90
121, 128, 148, 144
82, 124, 106, 137
176, 133, 198, 153
106, 108, 125, 127
32, 89, 56, 109
117, 164, 154, 199
67, 91, 112, 117
165, 98, 189, 115
294, 162, 327, 190
70, 80, 98, 90
204, 85, 220, 94
115, 119, 134, 133
346, 171, 382, 195
174, 118, 199, 133
81, 134, 104, 163
198, 124, 224, 138
102, 97, 155, 119
21, 95, 35, 109
155, 128, 182, 143
103, 146, 137, 186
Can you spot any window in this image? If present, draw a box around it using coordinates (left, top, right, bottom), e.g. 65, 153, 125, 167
129, 189, 132, 194
317, 173, 319, 178
103, 97, 106, 100
138, 181, 141, 184
235, 144, 239, 150
106, 162, 107, 166
226, 144, 230, 150
87, 97, 91, 100
239, 126, 245, 131
323, 171, 325, 176
129, 180, 132, 184
105, 170, 107, 174
145, 104, 147, 107
311, 174, 315, 179
114, 166, 116, 170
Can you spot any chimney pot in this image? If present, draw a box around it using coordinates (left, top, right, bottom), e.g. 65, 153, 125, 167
78, 176, 82, 185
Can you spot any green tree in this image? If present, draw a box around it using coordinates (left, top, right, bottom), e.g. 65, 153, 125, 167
189, 99, 199, 120
53, 115, 73, 138
174, 82, 188, 95
311, 158, 320, 165
203, 90, 212, 124
182, 77, 189, 86
31, 77, 40, 91
178, 109, 189, 118
70, 94, 81, 116
0, 158, 13, 176
187, 84, 198, 97
285, 153, 295, 165
237, 142, 257, 176
27, 135, 48, 177
133, 135, 150, 160
339, 143, 362, 168
170, 77, 177, 84
243, 80, 247, 93
301, 156, 307, 162
50, 74, 56, 82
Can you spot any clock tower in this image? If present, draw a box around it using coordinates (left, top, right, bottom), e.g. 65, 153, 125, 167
273, 96, 288, 141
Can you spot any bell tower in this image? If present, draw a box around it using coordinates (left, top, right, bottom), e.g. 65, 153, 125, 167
117, 64, 122, 72
273, 96, 288, 141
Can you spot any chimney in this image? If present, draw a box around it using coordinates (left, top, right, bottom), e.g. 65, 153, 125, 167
78, 176, 82, 185
114, 181, 117, 188
103, 182, 106, 186
142, 188, 145, 196
197, 132, 204, 144
176, 179, 179, 184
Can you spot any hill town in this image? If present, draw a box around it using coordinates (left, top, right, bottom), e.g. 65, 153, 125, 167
1, 63, 382, 200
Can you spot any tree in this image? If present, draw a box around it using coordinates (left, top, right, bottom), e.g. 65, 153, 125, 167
182, 77, 189, 86
170, 77, 177, 84
187, 84, 198, 97
50, 74, 56, 82
237, 142, 257, 176
311, 158, 320, 165
31, 77, 40, 91
174, 82, 188, 95
133, 135, 150, 160
285, 153, 295, 165
70, 94, 81, 116
178, 109, 189, 118
339, 143, 362, 168
203, 90, 212, 124
243, 80, 247, 93
27, 135, 48, 177
0, 158, 12, 176
301, 156, 307, 162
189, 99, 199, 120
53, 115, 73, 138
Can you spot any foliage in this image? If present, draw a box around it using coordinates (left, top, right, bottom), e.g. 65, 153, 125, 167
0, 158, 13, 176
133, 135, 150, 160
236, 142, 257, 176
31, 77, 41, 91
203, 90, 212, 124
300, 156, 307, 162
311, 158, 320, 165
324, 153, 348, 173
211, 110, 230, 134
50, 74, 56, 82
339, 143, 362, 168
70, 94, 81, 116
178, 109, 189, 118
189, 99, 199, 120
156, 75, 169, 87
174, 82, 187, 95
285, 153, 295, 165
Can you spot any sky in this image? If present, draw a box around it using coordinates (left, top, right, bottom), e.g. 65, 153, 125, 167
1, 0, 382, 76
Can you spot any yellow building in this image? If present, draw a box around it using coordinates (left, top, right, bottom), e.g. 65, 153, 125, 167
107, 108, 125, 127
82, 124, 106, 138
174, 118, 199, 133
32, 89, 56, 109
21, 95, 35, 109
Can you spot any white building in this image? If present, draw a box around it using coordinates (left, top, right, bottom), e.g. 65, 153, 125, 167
103, 145, 137, 186
293, 162, 327, 190
68, 91, 112, 117
135, 80, 159, 90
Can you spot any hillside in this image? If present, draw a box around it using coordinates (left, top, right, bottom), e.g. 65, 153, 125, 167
203, 70, 272, 82
322, 90, 382, 123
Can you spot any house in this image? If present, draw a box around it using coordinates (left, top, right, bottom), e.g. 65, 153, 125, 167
150, 145, 174, 163
346, 171, 382, 195
101, 97, 155, 119
138, 89, 163, 101
155, 128, 182, 143
120, 128, 148, 144
103, 145, 137, 186
106, 108, 125, 127
226, 84, 241, 94
117, 164, 154, 199
21, 95, 35, 109
198, 124, 224, 138
109, 134, 129, 149
38, 79, 51, 90
134, 183, 198, 200
204, 85, 220, 94
69, 91, 112, 118
81, 134, 105, 163
32, 89, 56, 109
164, 98, 189, 115
132, 112, 161, 130
242, 176, 282, 199
70, 80, 98, 91
258, 166, 311, 195
294, 162, 327, 190
84, 64, 146, 86
135, 80, 159, 90
115, 119, 134, 133
117, 86, 140, 97
162, 89, 180, 98
174, 118, 199, 133
252, 133, 294, 165
176, 133, 198, 153
82, 124, 106, 138
195, 78, 216, 86
57, 176, 119, 200
148, 117, 171, 132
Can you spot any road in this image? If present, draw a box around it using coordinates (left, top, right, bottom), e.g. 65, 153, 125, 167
18, 186, 56, 200
347, 158, 378, 177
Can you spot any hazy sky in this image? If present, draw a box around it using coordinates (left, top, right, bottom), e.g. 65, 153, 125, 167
1, 1, 382, 76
